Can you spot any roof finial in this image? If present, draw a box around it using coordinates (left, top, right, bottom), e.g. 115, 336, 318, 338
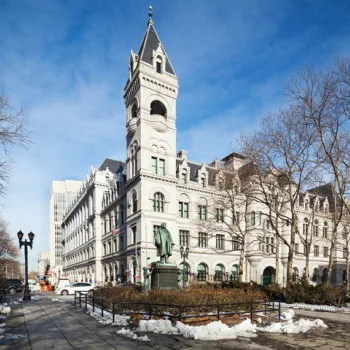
148, 5, 153, 24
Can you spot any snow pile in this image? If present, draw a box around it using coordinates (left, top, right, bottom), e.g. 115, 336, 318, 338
51, 298, 59, 302
86, 304, 129, 326
279, 302, 337, 312
0, 304, 11, 314
117, 328, 151, 341
136, 309, 327, 341
138, 319, 178, 334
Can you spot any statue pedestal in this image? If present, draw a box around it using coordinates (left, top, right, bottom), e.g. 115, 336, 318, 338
151, 263, 179, 290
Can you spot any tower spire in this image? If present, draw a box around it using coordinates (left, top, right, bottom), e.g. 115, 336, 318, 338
148, 5, 153, 25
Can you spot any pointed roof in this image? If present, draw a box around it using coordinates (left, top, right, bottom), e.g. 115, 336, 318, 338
137, 19, 176, 76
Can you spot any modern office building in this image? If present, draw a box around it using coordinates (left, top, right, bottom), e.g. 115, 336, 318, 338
50, 180, 82, 276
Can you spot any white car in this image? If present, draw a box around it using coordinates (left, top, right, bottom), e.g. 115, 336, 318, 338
28, 281, 41, 292
55, 282, 94, 296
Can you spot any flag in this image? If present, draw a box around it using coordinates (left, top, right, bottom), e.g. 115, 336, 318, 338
112, 228, 119, 235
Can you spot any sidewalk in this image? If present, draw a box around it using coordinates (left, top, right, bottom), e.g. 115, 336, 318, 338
0, 297, 154, 350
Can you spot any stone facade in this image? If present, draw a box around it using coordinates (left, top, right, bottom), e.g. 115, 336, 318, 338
60, 16, 347, 287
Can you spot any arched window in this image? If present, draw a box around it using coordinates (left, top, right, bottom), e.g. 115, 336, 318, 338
201, 175, 206, 188
131, 103, 138, 119
132, 192, 137, 214
323, 222, 328, 238
150, 100, 167, 117
156, 55, 162, 73
303, 218, 309, 235
153, 192, 164, 212
179, 263, 189, 283
292, 267, 299, 283
181, 170, 187, 184
214, 264, 224, 282
312, 268, 320, 284
197, 263, 207, 282
231, 264, 239, 282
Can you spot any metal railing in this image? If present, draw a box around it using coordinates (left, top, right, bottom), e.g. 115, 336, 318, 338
74, 291, 281, 323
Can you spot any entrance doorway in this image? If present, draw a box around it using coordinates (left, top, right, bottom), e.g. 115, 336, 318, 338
262, 266, 275, 286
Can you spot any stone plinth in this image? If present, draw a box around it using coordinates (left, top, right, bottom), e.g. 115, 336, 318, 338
151, 263, 179, 290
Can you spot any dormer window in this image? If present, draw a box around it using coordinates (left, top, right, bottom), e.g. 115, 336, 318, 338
201, 175, 205, 188
181, 171, 187, 184
156, 56, 162, 73
305, 199, 309, 211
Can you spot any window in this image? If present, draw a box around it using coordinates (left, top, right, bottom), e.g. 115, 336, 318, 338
323, 246, 329, 258
151, 156, 165, 175
153, 192, 165, 212
151, 157, 157, 174
179, 230, 189, 247
108, 241, 111, 255
150, 100, 166, 116
181, 171, 187, 184
270, 237, 275, 253
197, 263, 207, 282
251, 212, 256, 226
313, 220, 319, 237
156, 56, 162, 73
178, 202, 189, 218
303, 218, 309, 235
295, 243, 299, 254
321, 268, 328, 282
314, 245, 319, 257
119, 234, 124, 251
198, 205, 207, 220
132, 193, 137, 213
233, 211, 240, 224
103, 243, 106, 256
114, 239, 117, 252
201, 176, 205, 188
198, 232, 208, 248
344, 247, 348, 259
258, 236, 265, 252
266, 237, 270, 253
132, 226, 137, 244
156, 61, 161, 73
216, 208, 224, 223
323, 222, 328, 238
292, 267, 299, 283
120, 204, 124, 225
214, 265, 223, 282
256, 212, 261, 226
159, 159, 165, 176
216, 234, 225, 250
312, 268, 320, 283
305, 200, 309, 211
231, 265, 239, 281
232, 239, 240, 250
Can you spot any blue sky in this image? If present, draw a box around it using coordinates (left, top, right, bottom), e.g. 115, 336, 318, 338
0, 0, 349, 270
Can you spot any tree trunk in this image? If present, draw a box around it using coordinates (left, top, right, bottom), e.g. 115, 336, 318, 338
275, 238, 279, 284
239, 246, 245, 283
326, 240, 335, 285
286, 246, 294, 286
305, 244, 310, 281
346, 249, 349, 296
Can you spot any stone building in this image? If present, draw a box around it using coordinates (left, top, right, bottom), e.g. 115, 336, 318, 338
61, 13, 347, 287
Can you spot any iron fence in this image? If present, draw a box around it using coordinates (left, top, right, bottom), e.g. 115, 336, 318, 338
74, 291, 281, 323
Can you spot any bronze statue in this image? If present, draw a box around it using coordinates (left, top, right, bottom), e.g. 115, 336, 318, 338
154, 222, 174, 264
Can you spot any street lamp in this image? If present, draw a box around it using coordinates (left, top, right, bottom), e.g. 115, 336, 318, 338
180, 246, 189, 288
17, 230, 35, 301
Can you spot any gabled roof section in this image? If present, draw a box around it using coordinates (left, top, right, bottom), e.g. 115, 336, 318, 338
137, 21, 176, 76
98, 158, 126, 174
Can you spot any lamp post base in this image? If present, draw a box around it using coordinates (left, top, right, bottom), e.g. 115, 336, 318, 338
23, 288, 31, 301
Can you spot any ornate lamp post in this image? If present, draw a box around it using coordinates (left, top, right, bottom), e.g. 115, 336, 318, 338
17, 230, 35, 301
180, 246, 189, 288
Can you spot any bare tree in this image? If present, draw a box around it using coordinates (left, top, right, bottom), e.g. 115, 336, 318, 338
196, 165, 257, 283
241, 107, 317, 286
0, 93, 31, 196
286, 57, 350, 283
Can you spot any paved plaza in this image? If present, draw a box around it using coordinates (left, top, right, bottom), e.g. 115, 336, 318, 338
1, 294, 350, 349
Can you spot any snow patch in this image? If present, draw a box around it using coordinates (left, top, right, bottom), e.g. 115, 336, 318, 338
117, 328, 151, 341
51, 298, 59, 302
0, 304, 11, 314
86, 304, 129, 326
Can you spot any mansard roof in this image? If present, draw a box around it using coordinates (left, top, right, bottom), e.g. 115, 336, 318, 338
176, 159, 216, 185
98, 158, 125, 174
137, 21, 176, 76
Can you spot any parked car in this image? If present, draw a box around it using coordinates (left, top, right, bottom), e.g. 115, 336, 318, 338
55, 278, 71, 290
28, 281, 41, 292
6, 279, 24, 295
55, 282, 94, 296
